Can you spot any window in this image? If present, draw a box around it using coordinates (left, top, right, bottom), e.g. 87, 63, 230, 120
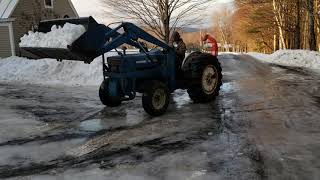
44, 0, 53, 8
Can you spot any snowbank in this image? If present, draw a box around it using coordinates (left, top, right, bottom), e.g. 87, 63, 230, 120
248, 50, 320, 71
19, 23, 86, 48
0, 52, 118, 86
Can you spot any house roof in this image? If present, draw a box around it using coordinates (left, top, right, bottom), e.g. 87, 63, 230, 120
0, 0, 79, 19
67, 0, 79, 17
0, 0, 18, 19
0, 18, 15, 23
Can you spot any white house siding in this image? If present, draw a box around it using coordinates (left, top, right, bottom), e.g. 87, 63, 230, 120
0, 25, 11, 57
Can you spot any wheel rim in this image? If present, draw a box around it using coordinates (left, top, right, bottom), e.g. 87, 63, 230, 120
202, 65, 219, 95
152, 88, 167, 110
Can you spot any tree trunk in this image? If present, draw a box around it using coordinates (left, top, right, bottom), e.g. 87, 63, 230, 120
303, 14, 308, 49
165, 0, 170, 43
294, 0, 301, 49
308, 0, 317, 50
273, 0, 286, 49
273, 34, 279, 52
163, 18, 170, 43
160, 0, 170, 43
318, 26, 320, 50
316, 0, 320, 51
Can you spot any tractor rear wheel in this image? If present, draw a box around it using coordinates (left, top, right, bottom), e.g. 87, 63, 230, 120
187, 54, 222, 103
142, 81, 170, 116
99, 79, 122, 107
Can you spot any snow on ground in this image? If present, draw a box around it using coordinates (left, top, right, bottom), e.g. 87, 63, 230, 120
19, 23, 86, 48
0, 50, 144, 86
248, 50, 320, 71
0, 53, 117, 86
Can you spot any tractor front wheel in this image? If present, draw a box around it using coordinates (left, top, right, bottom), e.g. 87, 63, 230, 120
99, 79, 122, 107
142, 81, 170, 116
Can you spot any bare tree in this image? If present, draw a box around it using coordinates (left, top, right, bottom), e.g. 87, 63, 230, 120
272, 0, 286, 49
102, 0, 214, 43
294, 0, 301, 49
212, 8, 233, 52
308, 0, 317, 50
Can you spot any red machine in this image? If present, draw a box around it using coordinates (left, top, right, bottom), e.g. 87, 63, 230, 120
202, 34, 218, 56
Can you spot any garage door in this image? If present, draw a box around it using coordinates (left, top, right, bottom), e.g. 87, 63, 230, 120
0, 25, 13, 58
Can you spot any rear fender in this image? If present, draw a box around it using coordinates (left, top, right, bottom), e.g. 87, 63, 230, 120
182, 52, 213, 71
182, 53, 218, 82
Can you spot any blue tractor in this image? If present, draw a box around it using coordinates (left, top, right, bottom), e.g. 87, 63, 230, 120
21, 17, 222, 116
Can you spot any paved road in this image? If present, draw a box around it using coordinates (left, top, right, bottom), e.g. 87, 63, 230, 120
0, 54, 319, 179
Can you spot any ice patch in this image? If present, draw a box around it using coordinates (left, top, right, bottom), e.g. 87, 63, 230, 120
19, 23, 86, 48
79, 119, 104, 132
173, 89, 191, 108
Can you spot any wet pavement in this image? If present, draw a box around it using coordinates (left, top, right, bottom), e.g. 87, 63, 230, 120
0, 54, 319, 179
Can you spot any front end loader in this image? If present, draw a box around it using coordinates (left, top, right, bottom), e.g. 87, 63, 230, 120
20, 16, 222, 116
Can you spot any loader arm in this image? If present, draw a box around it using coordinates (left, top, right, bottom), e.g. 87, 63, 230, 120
94, 22, 172, 55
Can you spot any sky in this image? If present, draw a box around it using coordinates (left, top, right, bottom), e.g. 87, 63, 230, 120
71, 0, 234, 27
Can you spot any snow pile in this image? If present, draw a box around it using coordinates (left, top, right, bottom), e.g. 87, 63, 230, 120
249, 50, 320, 71
247, 52, 270, 60
19, 23, 86, 48
0, 52, 117, 86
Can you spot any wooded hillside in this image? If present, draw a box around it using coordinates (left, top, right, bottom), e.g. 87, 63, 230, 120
231, 0, 320, 53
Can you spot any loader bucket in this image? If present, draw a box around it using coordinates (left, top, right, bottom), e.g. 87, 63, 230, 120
20, 16, 110, 63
